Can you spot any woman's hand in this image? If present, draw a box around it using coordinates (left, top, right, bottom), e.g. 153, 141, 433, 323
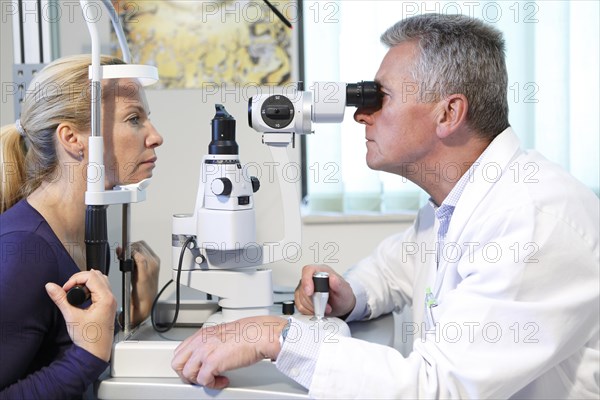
45, 269, 117, 362
118, 241, 160, 326
294, 264, 356, 318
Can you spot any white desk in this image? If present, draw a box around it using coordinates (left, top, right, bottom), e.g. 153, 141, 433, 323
96, 313, 394, 399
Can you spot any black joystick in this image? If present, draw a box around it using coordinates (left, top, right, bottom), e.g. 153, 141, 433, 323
312, 272, 330, 320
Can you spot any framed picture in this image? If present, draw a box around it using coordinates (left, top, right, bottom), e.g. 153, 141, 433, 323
111, 0, 300, 89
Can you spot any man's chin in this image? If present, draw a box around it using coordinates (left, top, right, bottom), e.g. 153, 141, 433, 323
365, 156, 381, 171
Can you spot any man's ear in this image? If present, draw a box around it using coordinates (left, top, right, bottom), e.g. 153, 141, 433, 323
435, 94, 469, 139
56, 123, 84, 159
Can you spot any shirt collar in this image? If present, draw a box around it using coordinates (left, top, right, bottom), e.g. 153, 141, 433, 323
429, 140, 495, 218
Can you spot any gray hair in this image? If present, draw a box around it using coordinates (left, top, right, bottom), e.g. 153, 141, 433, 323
381, 13, 510, 139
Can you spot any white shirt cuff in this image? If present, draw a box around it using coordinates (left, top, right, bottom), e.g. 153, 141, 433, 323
275, 317, 323, 389
345, 278, 370, 322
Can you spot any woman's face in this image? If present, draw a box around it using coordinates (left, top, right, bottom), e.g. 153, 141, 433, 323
101, 79, 163, 188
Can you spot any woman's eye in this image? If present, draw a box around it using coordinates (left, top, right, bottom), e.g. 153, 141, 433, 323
127, 116, 140, 125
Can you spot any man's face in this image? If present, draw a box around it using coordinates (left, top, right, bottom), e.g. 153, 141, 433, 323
101, 79, 164, 188
354, 41, 440, 178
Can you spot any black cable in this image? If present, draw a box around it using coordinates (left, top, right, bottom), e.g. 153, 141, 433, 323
17, 0, 25, 64
151, 236, 195, 332
150, 279, 174, 332
36, 0, 43, 62
263, 0, 292, 29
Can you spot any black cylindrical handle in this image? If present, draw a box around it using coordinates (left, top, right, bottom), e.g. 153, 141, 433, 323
67, 205, 108, 306
313, 272, 330, 293
66, 285, 90, 306
85, 205, 108, 274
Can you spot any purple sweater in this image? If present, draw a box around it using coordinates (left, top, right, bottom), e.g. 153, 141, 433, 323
0, 200, 108, 399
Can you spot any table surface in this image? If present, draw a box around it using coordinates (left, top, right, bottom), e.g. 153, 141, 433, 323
96, 313, 395, 399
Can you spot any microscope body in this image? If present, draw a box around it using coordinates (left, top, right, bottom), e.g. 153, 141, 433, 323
249, 81, 380, 134
196, 153, 257, 251
172, 106, 268, 322
171, 82, 380, 324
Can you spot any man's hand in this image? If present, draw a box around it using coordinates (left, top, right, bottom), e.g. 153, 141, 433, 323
294, 265, 356, 318
172, 316, 288, 389
45, 269, 117, 361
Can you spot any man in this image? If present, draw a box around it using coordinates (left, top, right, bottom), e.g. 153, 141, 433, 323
172, 14, 599, 399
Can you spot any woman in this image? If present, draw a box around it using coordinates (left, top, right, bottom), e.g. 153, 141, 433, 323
0, 54, 163, 398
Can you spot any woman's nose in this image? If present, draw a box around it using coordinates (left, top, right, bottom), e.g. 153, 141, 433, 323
147, 122, 164, 147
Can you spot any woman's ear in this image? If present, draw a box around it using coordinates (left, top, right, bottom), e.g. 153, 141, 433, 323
56, 123, 84, 160
435, 94, 469, 139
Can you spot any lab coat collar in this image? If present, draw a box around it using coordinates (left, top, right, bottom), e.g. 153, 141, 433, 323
443, 127, 522, 241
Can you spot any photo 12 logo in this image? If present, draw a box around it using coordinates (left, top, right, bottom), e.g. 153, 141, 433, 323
401, 320, 540, 345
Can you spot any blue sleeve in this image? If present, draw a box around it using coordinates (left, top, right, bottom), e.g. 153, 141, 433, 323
0, 346, 108, 400
0, 231, 109, 398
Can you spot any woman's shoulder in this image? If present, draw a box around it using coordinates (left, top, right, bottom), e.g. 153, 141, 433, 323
1, 200, 78, 285
1, 199, 46, 235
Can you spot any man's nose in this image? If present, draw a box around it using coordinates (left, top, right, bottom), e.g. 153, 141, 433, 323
354, 106, 375, 125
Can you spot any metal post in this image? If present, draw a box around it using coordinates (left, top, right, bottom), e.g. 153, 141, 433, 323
122, 203, 132, 336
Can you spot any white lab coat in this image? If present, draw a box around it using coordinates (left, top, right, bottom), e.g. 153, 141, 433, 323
309, 129, 599, 399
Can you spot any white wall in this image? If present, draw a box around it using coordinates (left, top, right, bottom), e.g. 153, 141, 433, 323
0, 3, 413, 301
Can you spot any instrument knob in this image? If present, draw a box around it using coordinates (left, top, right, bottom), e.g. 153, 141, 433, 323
211, 177, 233, 196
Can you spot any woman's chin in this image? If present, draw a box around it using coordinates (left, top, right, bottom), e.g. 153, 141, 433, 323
105, 173, 153, 188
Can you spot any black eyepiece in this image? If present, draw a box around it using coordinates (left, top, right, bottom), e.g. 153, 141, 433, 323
209, 104, 238, 155
346, 81, 381, 109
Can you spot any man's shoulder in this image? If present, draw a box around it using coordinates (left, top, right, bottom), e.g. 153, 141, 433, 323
503, 149, 598, 216
473, 150, 599, 249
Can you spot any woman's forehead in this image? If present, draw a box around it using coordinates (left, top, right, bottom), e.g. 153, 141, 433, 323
103, 79, 148, 108
103, 78, 143, 96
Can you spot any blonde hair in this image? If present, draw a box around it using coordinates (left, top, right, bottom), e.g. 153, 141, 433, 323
0, 54, 124, 213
